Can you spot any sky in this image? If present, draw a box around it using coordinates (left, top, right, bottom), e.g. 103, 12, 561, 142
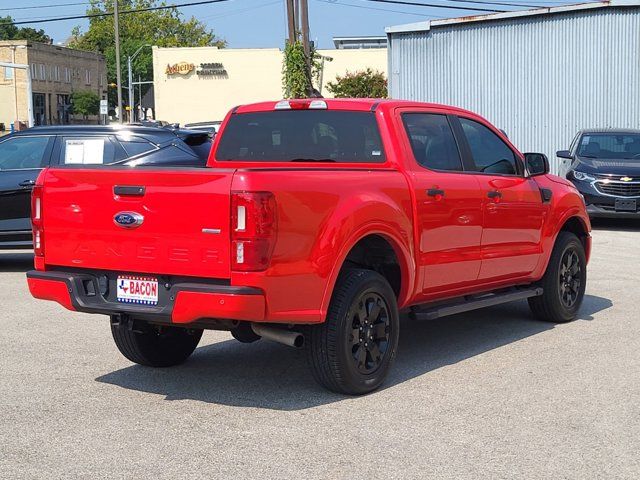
1, 0, 572, 49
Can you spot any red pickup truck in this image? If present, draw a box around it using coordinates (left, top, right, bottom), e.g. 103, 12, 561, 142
27, 99, 591, 394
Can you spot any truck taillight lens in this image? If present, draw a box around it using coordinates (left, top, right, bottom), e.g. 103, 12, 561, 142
231, 192, 277, 271
31, 184, 44, 257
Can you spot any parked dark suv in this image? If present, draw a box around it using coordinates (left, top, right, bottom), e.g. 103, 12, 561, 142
560, 129, 640, 218
0, 125, 212, 249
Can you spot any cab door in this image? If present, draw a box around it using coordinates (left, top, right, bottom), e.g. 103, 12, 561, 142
399, 110, 483, 297
453, 116, 546, 282
0, 135, 54, 239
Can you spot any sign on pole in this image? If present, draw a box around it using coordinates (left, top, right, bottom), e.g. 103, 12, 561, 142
100, 99, 108, 115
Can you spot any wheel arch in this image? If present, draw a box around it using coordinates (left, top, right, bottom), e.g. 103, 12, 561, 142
320, 227, 415, 320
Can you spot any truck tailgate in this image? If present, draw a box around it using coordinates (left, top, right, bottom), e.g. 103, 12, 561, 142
41, 168, 234, 279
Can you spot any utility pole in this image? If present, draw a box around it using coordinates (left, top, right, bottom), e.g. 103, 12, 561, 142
299, 0, 313, 96
114, 1, 123, 123
285, 0, 296, 44
300, 0, 310, 58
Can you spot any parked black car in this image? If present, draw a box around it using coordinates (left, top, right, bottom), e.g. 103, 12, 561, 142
0, 125, 212, 249
560, 129, 640, 218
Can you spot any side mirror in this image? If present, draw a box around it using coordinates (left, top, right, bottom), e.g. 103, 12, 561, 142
556, 150, 573, 159
524, 152, 549, 176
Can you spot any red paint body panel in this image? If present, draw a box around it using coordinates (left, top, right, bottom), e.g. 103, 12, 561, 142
29, 99, 591, 325
27, 277, 75, 311
171, 291, 265, 324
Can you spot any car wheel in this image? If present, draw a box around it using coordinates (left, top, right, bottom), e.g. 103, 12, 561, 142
528, 232, 587, 323
111, 318, 203, 367
307, 269, 399, 395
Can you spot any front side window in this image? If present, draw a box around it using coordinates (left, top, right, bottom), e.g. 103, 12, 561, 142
459, 117, 518, 175
216, 110, 385, 163
0, 136, 51, 170
402, 113, 462, 171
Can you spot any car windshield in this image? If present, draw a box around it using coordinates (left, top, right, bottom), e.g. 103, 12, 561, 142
577, 133, 640, 160
215, 110, 385, 163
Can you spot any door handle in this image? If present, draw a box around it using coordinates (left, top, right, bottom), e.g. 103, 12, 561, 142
19, 180, 35, 187
427, 188, 445, 198
487, 190, 502, 201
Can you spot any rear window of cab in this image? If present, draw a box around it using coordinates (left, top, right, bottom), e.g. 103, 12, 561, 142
215, 110, 385, 163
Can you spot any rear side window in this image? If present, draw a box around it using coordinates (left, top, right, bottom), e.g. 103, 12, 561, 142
0, 136, 51, 169
402, 113, 462, 171
215, 111, 385, 163
61, 136, 118, 165
119, 139, 156, 158
459, 118, 518, 175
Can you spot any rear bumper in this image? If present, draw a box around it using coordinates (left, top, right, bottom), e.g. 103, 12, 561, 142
26, 270, 265, 324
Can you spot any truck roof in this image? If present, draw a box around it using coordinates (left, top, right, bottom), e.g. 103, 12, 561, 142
234, 98, 476, 116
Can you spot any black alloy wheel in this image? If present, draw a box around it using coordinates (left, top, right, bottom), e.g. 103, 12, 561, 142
307, 268, 400, 395
348, 292, 391, 375
559, 248, 582, 308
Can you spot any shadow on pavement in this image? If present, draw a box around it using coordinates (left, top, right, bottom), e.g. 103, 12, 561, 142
0, 251, 34, 272
96, 294, 612, 410
590, 218, 640, 232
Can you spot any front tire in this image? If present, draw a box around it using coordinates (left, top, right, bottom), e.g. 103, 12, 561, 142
528, 232, 587, 323
307, 269, 399, 395
111, 318, 203, 367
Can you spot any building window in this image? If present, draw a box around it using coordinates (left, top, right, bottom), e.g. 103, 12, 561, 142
54, 66, 60, 82
4, 67, 13, 80
39, 64, 46, 81
64, 67, 71, 83
85, 69, 91, 85
31, 64, 37, 80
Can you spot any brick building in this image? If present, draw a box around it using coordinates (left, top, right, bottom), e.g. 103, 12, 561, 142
0, 40, 107, 130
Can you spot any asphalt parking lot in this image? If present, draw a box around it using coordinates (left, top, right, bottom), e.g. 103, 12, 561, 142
1, 220, 638, 479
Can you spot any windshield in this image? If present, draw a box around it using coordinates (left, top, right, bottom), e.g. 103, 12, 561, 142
215, 110, 385, 163
577, 133, 640, 160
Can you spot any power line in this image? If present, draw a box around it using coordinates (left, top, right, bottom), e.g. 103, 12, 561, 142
0, 2, 90, 11
317, 0, 448, 17
361, 0, 506, 13
2, 0, 231, 26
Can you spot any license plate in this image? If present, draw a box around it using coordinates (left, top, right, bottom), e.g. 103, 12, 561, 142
117, 275, 159, 305
615, 198, 637, 212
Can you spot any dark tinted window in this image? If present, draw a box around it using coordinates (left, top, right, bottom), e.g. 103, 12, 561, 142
181, 133, 212, 160
0, 136, 51, 169
216, 111, 385, 163
119, 139, 156, 157
402, 113, 462, 171
459, 118, 518, 175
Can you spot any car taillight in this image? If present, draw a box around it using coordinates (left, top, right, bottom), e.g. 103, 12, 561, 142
231, 191, 277, 271
31, 184, 44, 257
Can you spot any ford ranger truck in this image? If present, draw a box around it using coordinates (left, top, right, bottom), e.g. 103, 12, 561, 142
26, 99, 591, 395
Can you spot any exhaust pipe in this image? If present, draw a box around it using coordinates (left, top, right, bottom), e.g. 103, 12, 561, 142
251, 324, 304, 348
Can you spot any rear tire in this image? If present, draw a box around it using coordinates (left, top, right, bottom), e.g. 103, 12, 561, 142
111, 318, 203, 367
528, 232, 586, 323
307, 269, 399, 395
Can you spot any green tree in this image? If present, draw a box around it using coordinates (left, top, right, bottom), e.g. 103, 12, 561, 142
71, 90, 100, 119
282, 39, 322, 99
68, 0, 225, 109
0, 16, 52, 43
327, 69, 388, 99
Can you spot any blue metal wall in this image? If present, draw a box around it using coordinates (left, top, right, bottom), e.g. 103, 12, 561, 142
387, 6, 640, 174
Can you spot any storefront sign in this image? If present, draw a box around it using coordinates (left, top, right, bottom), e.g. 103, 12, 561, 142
197, 62, 228, 77
165, 62, 195, 75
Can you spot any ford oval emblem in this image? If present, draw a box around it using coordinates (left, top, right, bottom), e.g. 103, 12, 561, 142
114, 211, 144, 229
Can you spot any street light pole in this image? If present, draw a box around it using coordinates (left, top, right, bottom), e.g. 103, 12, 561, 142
127, 44, 151, 124
114, 0, 123, 123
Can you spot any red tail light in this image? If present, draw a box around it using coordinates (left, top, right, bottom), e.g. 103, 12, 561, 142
231, 192, 277, 271
31, 184, 44, 257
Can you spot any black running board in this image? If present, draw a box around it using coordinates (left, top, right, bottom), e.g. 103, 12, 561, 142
410, 287, 543, 321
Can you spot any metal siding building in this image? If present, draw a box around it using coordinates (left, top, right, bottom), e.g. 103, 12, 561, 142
386, 1, 640, 174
